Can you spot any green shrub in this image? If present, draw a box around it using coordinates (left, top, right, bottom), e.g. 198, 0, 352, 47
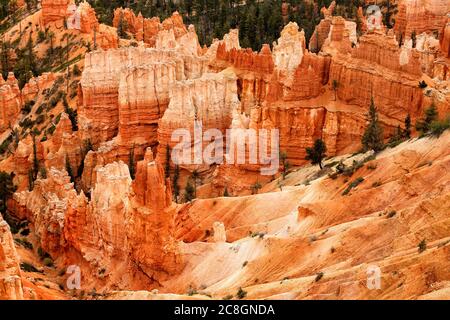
430, 116, 450, 137
387, 211, 396, 218
15, 238, 33, 250
342, 177, 364, 195
37, 247, 50, 260
37, 30, 46, 43
315, 272, 324, 282
20, 228, 30, 236
21, 100, 35, 114
43, 257, 54, 267
236, 287, 247, 299
418, 80, 428, 89
20, 262, 40, 273
418, 239, 427, 253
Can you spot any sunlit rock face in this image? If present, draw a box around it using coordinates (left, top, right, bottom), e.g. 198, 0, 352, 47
0, 216, 23, 300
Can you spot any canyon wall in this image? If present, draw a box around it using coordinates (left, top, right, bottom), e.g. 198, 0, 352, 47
11, 152, 181, 290
0, 73, 21, 133
394, 0, 450, 37
0, 216, 23, 300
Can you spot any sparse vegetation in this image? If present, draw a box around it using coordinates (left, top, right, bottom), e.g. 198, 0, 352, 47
362, 97, 384, 152
305, 139, 327, 170
387, 210, 396, 218
20, 262, 40, 273
315, 272, 324, 282
418, 239, 427, 253
280, 151, 291, 180
416, 103, 438, 135
250, 182, 262, 195
15, 238, 33, 250
342, 177, 364, 196
236, 287, 247, 299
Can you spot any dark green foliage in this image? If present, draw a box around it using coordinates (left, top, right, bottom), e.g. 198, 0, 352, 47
305, 139, 327, 170
387, 210, 396, 218
14, 35, 39, 89
404, 114, 411, 139
418, 80, 427, 89
387, 125, 404, 148
411, 30, 417, 48
0, 171, 15, 213
39, 166, 47, 179
184, 179, 195, 202
63, 94, 78, 131
429, 116, 450, 137
72, 64, 81, 76
77, 139, 93, 178
116, 11, 128, 38
65, 154, 75, 183
87, 0, 336, 51
250, 182, 262, 195
191, 170, 200, 198
21, 100, 35, 114
164, 144, 171, 179
37, 247, 51, 260
280, 151, 291, 180
37, 30, 46, 43
128, 144, 135, 179
172, 165, 180, 202
362, 97, 384, 152
342, 177, 364, 195
1, 40, 11, 80
20, 262, 40, 273
43, 257, 54, 267
415, 103, 438, 135
0, 133, 13, 155
28, 169, 34, 191
223, 187, 230, 197
15, 238, 33, 250
315, 272, 324, 282
236, 287, 247, 299
418, 239, 426, 253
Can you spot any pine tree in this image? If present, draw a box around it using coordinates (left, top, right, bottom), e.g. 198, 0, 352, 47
280, 151, 291, 180
250, 181, 262, 195
172, 165, 180, 203
117, 12, 128, 39
416, 103, 438, 134
362, 97, 384, 152
65, 154, 74, 183
1, 40, 10, 80
128, 144, 135, 179
184, 179, 195, 202
305, 139, 327, 170
223, 186, 230, 197
164, 144, 171, 179
404, 114, 411, 139
191, 170, 200, 198
0, 171, 15, 213
411, 30, 417, 48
